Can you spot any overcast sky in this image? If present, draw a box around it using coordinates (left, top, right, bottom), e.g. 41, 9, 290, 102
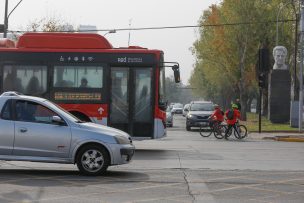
0, 0, 220, 84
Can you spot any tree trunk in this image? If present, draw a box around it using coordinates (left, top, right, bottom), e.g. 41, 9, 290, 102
240, 94, 247, 121
238, 42, 248, 121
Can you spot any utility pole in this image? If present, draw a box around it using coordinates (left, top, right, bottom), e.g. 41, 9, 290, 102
128, 19, 132, 47
3, 0, 8, 38
2, 0, 24, 38
299, 0, 304, 132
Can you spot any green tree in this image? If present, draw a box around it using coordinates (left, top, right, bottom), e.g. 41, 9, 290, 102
191, 4, 236, 110
191, 0, 298, 120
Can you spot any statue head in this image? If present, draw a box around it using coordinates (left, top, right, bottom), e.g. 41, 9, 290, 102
273, 46, 287, 70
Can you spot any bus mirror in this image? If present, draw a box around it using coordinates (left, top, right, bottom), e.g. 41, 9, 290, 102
159, 100, 167, 111
162, 62, 180, 83
172, 65, 180, 83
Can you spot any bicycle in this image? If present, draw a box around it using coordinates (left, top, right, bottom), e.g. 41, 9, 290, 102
222, 120, 248, 139
199, 120, 225, 139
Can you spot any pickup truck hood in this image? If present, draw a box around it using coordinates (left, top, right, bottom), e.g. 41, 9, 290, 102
189, 111, 213, 116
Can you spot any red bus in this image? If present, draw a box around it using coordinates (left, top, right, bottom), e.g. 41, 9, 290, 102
0, 33, 180, 139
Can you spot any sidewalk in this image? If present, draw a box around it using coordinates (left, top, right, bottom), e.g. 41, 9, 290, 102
249, 132, 304, 142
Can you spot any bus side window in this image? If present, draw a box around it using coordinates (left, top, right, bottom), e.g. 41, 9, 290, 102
54, 80, 73, 87
3, 65, 47, 96
3, 69, 24, 93
26, 76, 42, 95
53, 66, 103, 88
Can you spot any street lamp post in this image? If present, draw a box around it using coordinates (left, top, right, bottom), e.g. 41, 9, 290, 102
3, 0, 24, 38
3, 0, 8, 38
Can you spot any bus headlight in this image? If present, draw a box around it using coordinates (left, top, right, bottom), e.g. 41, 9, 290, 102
115, 135, 131, 144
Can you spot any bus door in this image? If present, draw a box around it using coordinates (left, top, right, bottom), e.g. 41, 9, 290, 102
109, 67, 153, 138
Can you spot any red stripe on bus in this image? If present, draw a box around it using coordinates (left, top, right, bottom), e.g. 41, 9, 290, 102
155, 106, 166, 120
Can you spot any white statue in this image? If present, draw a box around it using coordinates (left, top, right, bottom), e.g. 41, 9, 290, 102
273, 46, 288, 70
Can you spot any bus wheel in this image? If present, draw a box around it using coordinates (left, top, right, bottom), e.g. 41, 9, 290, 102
76, 144, 110, 176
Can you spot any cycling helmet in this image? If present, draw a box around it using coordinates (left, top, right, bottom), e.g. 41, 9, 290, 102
214, 104, 220, 109
232, 103, 238, 109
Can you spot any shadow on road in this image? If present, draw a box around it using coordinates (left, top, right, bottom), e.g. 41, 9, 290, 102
0, 168, 149, 186
134, 149, 178, 160
0, 169, 150, 202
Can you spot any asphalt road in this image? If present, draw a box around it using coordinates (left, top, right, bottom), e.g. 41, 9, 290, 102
0, 114, 303, 203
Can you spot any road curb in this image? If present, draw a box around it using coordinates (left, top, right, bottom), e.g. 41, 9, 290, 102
276, 137, 304, 142
262, 136, 304, 142
250, 131, 301, 133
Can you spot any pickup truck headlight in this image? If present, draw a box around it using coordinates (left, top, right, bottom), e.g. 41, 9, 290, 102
115, 135, 132, 144
188, 114, 197, 119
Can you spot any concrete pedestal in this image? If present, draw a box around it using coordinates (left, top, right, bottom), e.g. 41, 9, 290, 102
268, 69, 291, 123
290, 101, 299, 127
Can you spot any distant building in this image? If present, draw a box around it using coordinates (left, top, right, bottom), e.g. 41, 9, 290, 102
78, 25, 98, 33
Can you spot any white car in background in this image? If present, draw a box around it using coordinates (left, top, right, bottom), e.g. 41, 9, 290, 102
166, 107, 173, 127
171, 103, 183, 114
169, 103, 176, 110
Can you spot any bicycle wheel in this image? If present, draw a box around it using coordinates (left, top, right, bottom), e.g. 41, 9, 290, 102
213, 124, 225, 139
234, 125, 248, 139
225, 126, 233, 137
200, 125, 213, 137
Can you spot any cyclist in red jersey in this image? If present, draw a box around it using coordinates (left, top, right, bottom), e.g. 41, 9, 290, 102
224, 104, 241, 140
208, 104, 224, 133
209, 104, 224, 123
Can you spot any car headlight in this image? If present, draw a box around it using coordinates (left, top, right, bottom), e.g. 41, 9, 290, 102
188, 114, 197, 119
114, 135, 132, 144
